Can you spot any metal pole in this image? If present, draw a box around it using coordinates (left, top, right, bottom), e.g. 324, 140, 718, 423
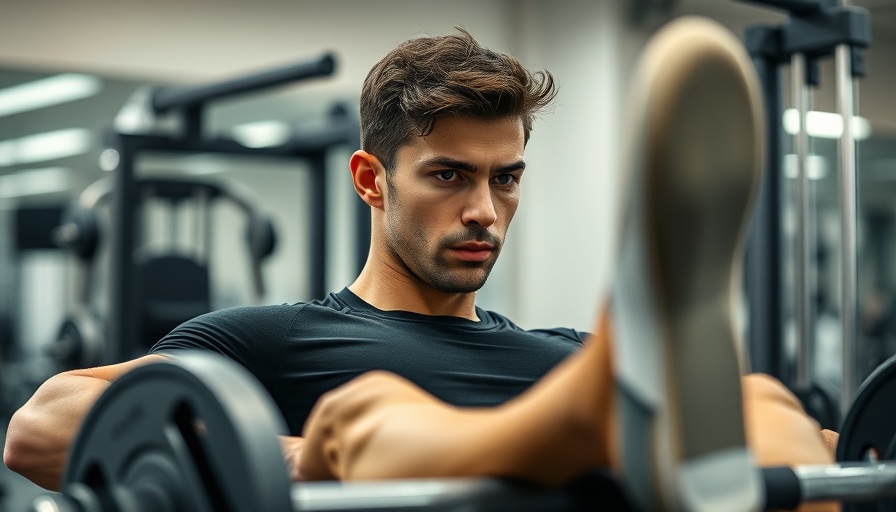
107, 135, 139, 364
835, 43, 858, 411
151, 54, 335, 113
196, 187, 209, 262
743, 25, 785, 379
791, 53, 813, 390
309, 153, 328, 299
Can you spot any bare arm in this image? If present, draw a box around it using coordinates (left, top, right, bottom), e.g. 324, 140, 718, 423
2, 354, 167, 490
300, 308, 616, 485
300, 311, 837, 512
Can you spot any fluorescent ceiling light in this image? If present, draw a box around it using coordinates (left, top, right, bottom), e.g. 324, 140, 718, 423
783, 109, 872, 140
0, 167, 71, 199
784, 153, 827, 180
0, 128, 92, 167
232, 120, 291, 148
0, 74, 102, 118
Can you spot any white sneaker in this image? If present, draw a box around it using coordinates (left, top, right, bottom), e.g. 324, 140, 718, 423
610, 16, 765, 512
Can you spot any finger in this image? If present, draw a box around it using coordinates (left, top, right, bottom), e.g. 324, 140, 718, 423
278, 436, 306, 481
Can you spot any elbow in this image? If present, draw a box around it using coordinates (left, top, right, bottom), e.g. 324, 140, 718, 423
4, 410, 32, 476
2, 434, 17, 473
2, 447, 33, 488
3, 409, 63, 491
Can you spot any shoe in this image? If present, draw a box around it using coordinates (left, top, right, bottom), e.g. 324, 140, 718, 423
610, 16, 765, 512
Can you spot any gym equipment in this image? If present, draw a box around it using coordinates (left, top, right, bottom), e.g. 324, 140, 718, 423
30, 352, 604, 512
758, 354, 896, 509
28, 352, 896, 512
49, 177, 277, 370
54, 352, 293, 512
1, 204, 68, 416
793, 382, 842, 431
93, 53, 364, 365
836, 353, 896, 511
738, 0, 870, 418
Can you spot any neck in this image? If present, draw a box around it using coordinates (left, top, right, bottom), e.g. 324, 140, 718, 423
349, 258, 480, 321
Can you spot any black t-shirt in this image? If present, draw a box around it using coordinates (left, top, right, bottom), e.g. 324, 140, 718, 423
150, 288, 585, 434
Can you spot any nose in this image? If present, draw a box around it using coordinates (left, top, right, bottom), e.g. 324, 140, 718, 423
461, 182, 497, 227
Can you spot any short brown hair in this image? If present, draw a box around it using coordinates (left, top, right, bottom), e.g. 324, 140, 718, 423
360, 28, 557, 174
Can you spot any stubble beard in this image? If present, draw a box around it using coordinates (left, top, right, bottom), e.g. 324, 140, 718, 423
384, 200, 502, 294
386, 221, 502, 294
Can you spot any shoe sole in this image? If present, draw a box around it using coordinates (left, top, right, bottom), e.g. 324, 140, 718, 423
610, 16, 765, 512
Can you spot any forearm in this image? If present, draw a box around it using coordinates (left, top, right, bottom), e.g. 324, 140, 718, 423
3, 354, 165, 489
3, 373, 111, 490
335, 310, 615, 485
478, 316, 615, 486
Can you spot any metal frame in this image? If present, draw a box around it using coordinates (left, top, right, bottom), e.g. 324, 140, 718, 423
738, 0, 870, 412
104, 55, 367, 364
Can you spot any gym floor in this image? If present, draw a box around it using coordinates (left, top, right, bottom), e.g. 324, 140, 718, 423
0, 418, 48, 512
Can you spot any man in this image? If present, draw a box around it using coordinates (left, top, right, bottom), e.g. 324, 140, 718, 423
4, 25, 835, 509
4, 28, 582, 490
297, 17, 839, 512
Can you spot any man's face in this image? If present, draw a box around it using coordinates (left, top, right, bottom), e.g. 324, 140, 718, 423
381, 115, 525, 294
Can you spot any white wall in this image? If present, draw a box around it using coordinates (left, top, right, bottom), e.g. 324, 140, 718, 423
500, 1, 649, 331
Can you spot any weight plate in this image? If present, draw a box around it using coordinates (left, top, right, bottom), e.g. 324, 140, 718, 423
836, 353, 896, 512
64, 351, 293, 512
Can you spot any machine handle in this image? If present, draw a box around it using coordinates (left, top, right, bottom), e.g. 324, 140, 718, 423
152, 53, 336, 113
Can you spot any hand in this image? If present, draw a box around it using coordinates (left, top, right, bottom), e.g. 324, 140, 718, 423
299, 370, 456, 480
298, 371, 501, 481
279, 436, 306, 481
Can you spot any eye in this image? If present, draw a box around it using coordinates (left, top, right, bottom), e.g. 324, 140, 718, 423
492, 174, 518, 186
434, 170, 459, 181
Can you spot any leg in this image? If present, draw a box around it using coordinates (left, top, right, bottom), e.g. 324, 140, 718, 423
611, 16, 837, 512
610, 16, 764, 512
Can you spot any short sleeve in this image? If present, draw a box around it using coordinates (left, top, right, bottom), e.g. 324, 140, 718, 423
149, 304, 302, 387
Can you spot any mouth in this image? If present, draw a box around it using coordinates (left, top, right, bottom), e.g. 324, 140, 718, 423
448, 242, 495, 262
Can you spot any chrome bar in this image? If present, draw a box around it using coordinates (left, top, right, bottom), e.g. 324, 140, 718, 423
835, 43, 858, 412
795, 463, 896, 502
791, 52, 812, 390
292, 478, 579, 511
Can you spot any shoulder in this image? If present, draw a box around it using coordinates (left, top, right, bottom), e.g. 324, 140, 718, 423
149, 302, 307, 355
525, 327, 589, 346
182, 303, 305, 335
477, 308, 588, 345
149, 288, 362, 351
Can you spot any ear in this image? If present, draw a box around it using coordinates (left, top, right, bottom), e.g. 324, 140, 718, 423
350, 150, 386, 209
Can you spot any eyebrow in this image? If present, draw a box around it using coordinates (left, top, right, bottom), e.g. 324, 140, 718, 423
419, 156, 526, 174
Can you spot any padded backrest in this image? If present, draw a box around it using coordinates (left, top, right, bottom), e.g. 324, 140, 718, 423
136, 255, 210, 349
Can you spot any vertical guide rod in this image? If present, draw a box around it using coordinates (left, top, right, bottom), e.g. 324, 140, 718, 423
835, 43, 858, 411
743, 25, 784, 378
792, 53, 813, 389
